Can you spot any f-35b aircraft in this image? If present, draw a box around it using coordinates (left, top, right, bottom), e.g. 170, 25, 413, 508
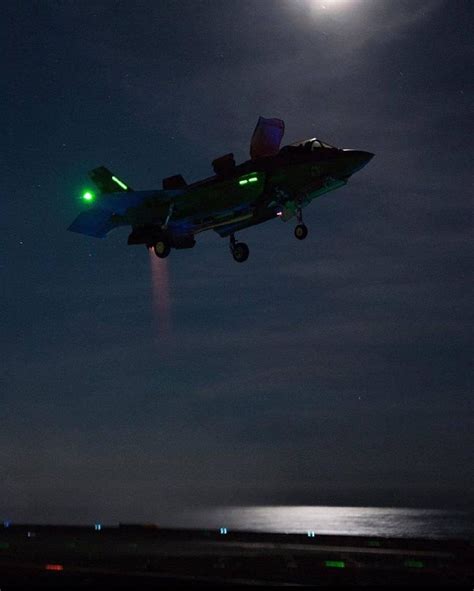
69, 117, 373, 262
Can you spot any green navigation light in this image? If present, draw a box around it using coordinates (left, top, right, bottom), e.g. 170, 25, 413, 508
82, 191, 94, 201
239, 179, 248, 185
248, 177, 258, 183
112, 176, 128, 190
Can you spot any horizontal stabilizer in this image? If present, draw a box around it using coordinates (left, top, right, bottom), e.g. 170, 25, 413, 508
212, 153, 236, 175
162, 174, 187, 189
68, 209, 115, 238
89, 166, 133, 194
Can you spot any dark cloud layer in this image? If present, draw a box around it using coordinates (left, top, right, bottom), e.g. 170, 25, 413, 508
1, 0, 472, 523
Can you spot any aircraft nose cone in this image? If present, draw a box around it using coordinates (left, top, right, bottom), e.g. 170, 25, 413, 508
360, 150, 374, 163
352, 150, 374, 168
342, 149, 374, 175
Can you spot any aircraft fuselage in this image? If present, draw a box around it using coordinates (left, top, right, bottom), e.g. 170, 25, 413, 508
69, 127, 374, 262
126, 143, 373, 245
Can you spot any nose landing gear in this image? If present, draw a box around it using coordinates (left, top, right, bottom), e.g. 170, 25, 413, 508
294, 224, 308, 240
294, 206, 308, 240
230, 233, 249, 263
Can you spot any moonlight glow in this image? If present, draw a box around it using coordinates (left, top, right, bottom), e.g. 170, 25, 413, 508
318, 0, 354, 8
300, 0, 359, 14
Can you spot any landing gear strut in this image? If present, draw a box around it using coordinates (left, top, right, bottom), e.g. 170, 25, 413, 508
294, 206, 308, 240
230, 233, 249, 263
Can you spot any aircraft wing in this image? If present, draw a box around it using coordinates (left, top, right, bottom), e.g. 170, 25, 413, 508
68, 208, 115, 238
250, 116, 285, 159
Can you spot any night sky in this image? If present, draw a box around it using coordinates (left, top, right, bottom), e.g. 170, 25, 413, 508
1, 0, 472, 524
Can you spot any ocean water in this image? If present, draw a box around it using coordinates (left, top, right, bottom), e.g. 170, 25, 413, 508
166, 506, 474, 540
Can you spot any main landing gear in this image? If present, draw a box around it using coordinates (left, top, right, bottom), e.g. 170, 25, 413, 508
230, 233, 249, 263
153, 238, 171, 259
151, 202, 174, 258
294, 206, 308, 241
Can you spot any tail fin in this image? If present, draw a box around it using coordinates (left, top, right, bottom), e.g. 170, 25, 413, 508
89, 166, 133, 194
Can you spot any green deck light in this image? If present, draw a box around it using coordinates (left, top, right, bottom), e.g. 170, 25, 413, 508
112, 176, 128, 190
404, 560, 424, 568
325, 560, 345, 569
368, 540, 381, 547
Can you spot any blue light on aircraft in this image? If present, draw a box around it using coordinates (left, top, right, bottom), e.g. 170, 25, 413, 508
219, 527, 228, 535
94, 523, 102, 531
3, 520, 11, 528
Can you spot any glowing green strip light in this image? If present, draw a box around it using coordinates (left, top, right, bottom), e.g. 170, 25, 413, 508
112, 176, 128, 190
82, 191, 94, 201
239, 176, 258, 186
325, 561, 345, 569
404, 560, 424, 568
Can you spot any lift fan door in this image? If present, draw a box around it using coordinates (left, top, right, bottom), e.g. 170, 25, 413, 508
250, 116, 285, 160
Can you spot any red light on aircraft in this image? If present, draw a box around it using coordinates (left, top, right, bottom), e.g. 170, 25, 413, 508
45, 564, 64, 571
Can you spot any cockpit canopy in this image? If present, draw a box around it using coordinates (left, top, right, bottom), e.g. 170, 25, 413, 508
279, 138, 339, 153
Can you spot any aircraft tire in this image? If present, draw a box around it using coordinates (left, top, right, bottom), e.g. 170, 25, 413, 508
294, 224, 308, 240
153, 240, 171, 259
232, 242, 249, 263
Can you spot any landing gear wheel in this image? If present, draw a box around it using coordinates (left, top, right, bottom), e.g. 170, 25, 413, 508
232, 242, 249, 263
153, 240, 171, 258
294, 224, 308, 240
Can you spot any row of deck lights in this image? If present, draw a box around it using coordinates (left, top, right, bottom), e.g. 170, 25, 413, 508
1, 520, 425, 572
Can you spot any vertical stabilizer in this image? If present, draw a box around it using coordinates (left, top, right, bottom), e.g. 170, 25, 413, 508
89, 166, 133, 194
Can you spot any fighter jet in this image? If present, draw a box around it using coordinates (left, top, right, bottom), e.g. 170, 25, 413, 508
68, 117, 373, 262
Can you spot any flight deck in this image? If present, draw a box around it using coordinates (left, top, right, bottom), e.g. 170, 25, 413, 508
0, 523, 472, 587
